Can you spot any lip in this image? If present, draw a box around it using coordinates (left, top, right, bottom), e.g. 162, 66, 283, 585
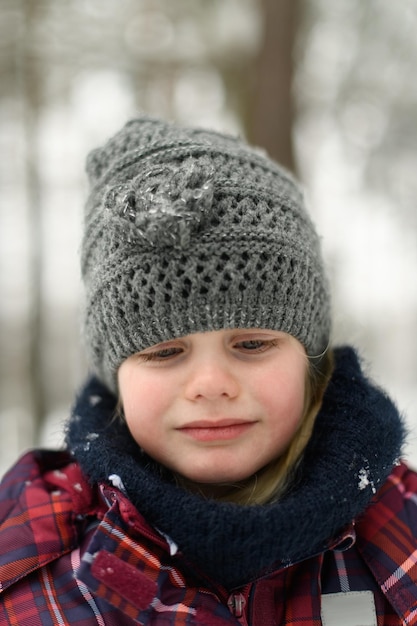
177, 419, 256, 442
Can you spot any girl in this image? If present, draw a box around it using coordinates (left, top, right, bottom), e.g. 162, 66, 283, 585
0, 116, 416, 625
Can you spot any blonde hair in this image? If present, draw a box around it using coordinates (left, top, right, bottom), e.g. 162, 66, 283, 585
176, 349, 334, 505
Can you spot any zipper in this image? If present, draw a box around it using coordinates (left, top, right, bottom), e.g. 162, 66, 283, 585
227, 587, 251, 626
100, 487, 169, 550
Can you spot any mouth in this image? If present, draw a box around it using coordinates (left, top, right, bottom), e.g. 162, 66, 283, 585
177, 419, 256, 442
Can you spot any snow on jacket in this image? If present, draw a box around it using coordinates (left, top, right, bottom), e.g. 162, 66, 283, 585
0, 452, 417, 625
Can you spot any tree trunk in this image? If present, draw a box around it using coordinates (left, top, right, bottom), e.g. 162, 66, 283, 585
17, 0, 46, 441
248, 0, 298, 172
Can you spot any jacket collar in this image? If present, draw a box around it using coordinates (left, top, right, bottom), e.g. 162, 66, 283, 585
67, 346, 405, 589
356, 462, 417, 624
0, 451, 94, 592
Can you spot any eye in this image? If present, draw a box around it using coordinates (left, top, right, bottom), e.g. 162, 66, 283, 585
234, 338, 279, 353
138, 345, 183, 362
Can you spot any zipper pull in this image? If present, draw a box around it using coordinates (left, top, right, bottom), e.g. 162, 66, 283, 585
227, 593, 246, 618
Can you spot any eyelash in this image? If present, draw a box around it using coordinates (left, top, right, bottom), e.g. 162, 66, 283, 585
138, 338, 279, 362
139, 347, 182, 362
235, 339, 279, 353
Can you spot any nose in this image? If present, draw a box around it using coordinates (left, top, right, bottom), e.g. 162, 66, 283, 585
184, 359, 240, 402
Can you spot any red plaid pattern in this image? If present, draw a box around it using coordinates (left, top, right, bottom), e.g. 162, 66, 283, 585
356, 463, 417, 624
0, 451, 416, 625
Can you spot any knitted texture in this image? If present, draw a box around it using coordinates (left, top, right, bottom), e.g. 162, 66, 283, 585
82, 116, 331, 389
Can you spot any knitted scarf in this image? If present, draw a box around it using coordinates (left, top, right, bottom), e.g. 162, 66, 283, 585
66, 347, 405, 589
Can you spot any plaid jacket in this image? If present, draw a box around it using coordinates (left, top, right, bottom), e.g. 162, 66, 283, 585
0, 450, 416, 625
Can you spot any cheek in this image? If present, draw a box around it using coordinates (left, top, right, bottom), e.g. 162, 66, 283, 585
124, 379, 167, 418
257, 366, 306, 424
122, 390, 163, 452
118, 369, 168, 443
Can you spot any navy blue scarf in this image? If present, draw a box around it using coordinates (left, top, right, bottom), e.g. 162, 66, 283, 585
66, 347, 405, 589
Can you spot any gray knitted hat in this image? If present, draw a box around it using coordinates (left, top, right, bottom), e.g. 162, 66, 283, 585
82, 116, 331, 390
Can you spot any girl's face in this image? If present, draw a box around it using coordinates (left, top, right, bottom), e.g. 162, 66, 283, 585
118, 329, 307, 486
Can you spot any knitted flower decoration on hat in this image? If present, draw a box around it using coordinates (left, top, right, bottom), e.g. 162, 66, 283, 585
82, 116, 331, 390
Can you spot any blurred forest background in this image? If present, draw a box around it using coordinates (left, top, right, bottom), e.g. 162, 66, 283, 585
0, 0, 416, 477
